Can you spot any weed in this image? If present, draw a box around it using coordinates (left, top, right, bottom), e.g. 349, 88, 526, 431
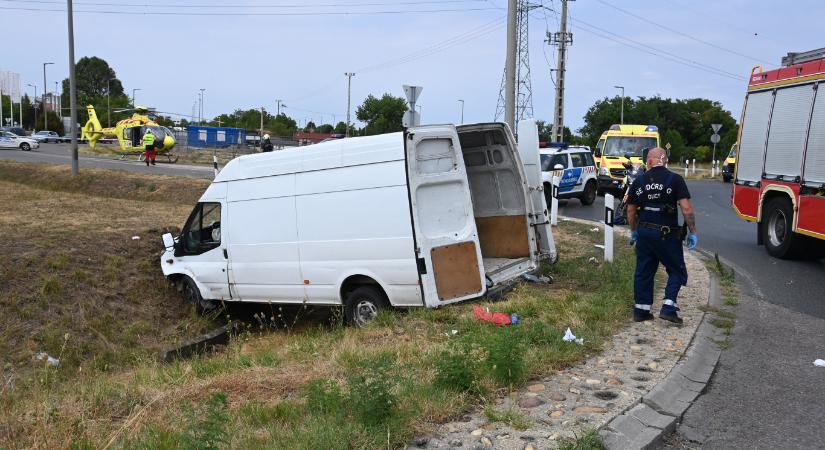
240, 400, 304, 427
304, 379, 345, 417
709, 318, 735, 335
723, 296, 739, 306
484, 407, 531, 430
712, 338, 733, 350
346, 355, 398, 427
433, 349, 482, 394
557, 428, 605, 450
46, 253, 70, 270
40, 276, 62, 297
179, 392, 230, 450
483, 327, 527, 386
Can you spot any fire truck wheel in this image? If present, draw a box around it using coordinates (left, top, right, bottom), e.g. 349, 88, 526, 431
761, 197, 806, 259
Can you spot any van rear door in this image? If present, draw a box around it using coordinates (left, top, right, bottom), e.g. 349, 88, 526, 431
517, 119, 557, 261
405, 126, 486, 307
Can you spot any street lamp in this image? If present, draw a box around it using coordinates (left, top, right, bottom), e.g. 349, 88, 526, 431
458, 99, 465, 124
27, 83, 37, 129
132, 88, 141, 107
614, 85, 625, 125
43, 62, 54, 131
106, 78, 111, 127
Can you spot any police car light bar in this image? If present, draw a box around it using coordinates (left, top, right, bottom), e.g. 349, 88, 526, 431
645, 125, 658, 132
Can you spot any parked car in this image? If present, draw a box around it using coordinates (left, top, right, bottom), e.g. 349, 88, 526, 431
32, 130, 61, 143
0, 126, 27, 137
160, 121, 557, 325
539, 145, 599, 205
0, 131, 39, 151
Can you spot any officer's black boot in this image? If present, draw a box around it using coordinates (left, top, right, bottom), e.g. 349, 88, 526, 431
659, 311, 683, 324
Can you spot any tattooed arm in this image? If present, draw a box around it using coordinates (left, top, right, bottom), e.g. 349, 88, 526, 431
679, 198, 697, 232
627, 204, 639, 231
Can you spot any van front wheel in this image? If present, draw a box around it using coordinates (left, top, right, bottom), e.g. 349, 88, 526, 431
344, 286, 387, 327
181, 276, 220, 315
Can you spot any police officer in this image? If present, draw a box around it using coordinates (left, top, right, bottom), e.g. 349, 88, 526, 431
142, 129, 156, 166
626, 147, 698, 324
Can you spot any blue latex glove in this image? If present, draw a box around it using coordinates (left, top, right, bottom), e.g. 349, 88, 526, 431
687, 232, 698, 250
629, 230, 638, 246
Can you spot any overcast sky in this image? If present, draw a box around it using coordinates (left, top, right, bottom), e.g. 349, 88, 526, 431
2, 0, 824, 132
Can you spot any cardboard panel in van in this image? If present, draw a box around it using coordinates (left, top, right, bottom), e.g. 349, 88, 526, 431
475, 215, 530, 258
431, 241, 483, 301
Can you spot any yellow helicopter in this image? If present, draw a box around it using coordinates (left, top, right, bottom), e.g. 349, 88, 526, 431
80, 105, 177, 159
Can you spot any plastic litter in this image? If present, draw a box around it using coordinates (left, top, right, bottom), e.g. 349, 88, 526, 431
588, 257, 598, 264
562, 327, 584, 345
473, 306, 517, 326
590, 227, 599, 232
131, 236, 141, 240
814, 359, 825, 367
33, 352, 59, 367
594, 244, 605, 249
522, 273, 552, 284
444, 329, 459, 337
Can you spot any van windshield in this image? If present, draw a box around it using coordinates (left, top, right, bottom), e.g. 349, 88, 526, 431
604, 136, 658, 157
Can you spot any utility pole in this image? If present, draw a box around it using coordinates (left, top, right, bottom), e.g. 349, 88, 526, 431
276, 99, 282, 116
260, 106, 264, 147
106, 79, 111, 127
199, 88, 205, 125
549, 0, 573, 142
132, 88, 140, 107
614, 85, 625, 124
67, 0, 78, 176
345, 72, 355, 137
458, 99, 465, 124
504, 0, 517, 131
27, 84, 37, 129
43, 62, 53, 131
55, 81, 60, 121
1, 84, 4, 129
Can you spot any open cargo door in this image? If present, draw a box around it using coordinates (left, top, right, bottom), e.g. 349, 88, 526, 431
405, 126, 486, 307
517, 119, 557, 262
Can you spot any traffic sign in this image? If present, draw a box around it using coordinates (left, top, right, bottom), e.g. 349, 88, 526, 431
403, 85, 423, 104
665, 143, 672, 150
710, 134, 721, 144
403, 110, 420, 128
711, 123, 723, 133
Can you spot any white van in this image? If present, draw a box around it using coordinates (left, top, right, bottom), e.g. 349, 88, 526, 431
161, 121, 556, 325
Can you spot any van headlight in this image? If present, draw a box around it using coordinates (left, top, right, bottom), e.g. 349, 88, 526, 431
600, 166, 609, 176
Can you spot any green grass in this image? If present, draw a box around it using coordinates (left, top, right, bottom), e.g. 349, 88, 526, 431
558, 429, 605, 450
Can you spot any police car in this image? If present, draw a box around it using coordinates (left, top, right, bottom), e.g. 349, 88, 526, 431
0, 131, 39, 151
540, 145, 598, 206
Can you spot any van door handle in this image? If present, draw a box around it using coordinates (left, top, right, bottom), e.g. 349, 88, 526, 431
223, 249, 228, 259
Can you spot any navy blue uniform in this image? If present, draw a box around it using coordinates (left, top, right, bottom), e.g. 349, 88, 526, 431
627, 166, 690, 316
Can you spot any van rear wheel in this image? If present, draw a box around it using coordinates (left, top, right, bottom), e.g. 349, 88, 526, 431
344, 286, 388, 327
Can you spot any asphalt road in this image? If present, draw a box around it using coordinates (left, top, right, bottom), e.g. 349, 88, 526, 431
559, 179, 825, 448
0, 142, 214, 179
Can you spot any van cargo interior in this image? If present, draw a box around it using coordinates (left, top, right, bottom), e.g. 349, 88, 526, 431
458, 127, 531, 277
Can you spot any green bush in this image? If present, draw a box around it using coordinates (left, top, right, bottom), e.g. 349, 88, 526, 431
179, 392, 230, 450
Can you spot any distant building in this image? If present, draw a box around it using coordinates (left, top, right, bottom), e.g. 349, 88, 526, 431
293, 132, 344, 146
187, 125, 245, 148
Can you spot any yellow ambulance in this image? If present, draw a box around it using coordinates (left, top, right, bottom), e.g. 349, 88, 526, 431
593, 124, 660, 194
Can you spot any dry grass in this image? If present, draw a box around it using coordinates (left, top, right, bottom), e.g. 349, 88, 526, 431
0, 162, 638, 449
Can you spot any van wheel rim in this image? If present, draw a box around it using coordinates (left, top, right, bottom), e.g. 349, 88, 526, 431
768, 209, 787, 248
354, 300, 378, 325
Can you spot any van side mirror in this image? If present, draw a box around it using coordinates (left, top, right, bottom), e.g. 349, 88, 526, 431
162, 232, 175, 250
554, 164, 565, 171
594, 148, 601, 157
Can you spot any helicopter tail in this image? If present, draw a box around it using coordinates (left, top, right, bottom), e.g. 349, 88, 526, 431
81, 105, 104, 148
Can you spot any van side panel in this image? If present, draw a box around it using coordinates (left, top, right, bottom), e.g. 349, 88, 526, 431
226, 174, 306, 302
296, 160, 422, 307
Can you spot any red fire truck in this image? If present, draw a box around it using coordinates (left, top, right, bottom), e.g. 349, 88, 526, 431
732, 48, 825, 259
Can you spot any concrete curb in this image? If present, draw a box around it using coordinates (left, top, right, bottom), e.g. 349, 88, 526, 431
599, 263, 725, 449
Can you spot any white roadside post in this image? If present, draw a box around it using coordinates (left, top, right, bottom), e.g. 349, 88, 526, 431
604, 193, 615, 262
692, 159, 696, 174
550, 169, 560, 226
684, 160, 688, 176
213, 154, 219, 178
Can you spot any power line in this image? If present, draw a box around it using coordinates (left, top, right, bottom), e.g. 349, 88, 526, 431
0, 0, 486, 8
592, 0, 773, 67
0, 4, 500, 16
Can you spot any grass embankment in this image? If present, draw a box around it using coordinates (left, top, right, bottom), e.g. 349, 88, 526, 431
0, 162, 212, 410
0, 162, 636, 449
